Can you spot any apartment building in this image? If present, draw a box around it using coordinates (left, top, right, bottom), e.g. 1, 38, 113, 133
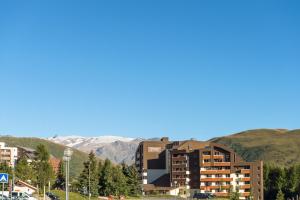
135, 138, 263, 200
0, 142, 18, 168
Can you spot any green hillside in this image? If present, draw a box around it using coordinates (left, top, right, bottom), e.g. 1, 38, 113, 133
213, 129, 300, 166
0, 136, 90, 178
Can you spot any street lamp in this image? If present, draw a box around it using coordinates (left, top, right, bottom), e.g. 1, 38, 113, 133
88, 161, 91, 200
63, 148, 73, 200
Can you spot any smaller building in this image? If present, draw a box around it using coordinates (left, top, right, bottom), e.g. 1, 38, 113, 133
0, 142, 18, 168
14, 180, 38, 195
17, 146, 36, 163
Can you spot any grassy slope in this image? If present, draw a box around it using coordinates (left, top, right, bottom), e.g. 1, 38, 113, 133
0, 136, 90, 178
212, 129, 300, 166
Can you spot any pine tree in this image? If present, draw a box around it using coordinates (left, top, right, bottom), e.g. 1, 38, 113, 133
53, 160, 65, 190
78, 151, 99, 197
285, 165, 298, 197
15, 155, 35, 182
112, 165, 127, 196
99, 159, 114, 196
276, 189, 285, 200
34, 144, 55, 191
122, 164, 141, 196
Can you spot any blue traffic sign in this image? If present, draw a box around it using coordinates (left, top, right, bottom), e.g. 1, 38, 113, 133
0, 173, 8, 183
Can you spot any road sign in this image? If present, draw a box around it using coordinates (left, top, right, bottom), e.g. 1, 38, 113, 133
0, 173, 8, 183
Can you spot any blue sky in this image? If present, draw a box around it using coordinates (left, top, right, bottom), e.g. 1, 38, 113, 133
0, 1, 299, 140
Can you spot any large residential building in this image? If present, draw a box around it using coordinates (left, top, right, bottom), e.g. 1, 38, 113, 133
135, 137, 263, 200
0, 142, 18, 168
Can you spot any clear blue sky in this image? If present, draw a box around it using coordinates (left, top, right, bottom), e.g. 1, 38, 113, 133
0, 1, 299, 140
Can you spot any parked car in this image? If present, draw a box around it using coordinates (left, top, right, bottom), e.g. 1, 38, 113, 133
0, 194, 9, 200
193, 192, 216, 199
46, 192, 60, 200
10, 191, 37, 200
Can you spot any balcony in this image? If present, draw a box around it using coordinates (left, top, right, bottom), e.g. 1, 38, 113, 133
240, 184, 251, 189
200, 170, 231, 175
200, 185, 230, 190
241, 192, 251, 197
241, 177, 251, 182
213, 162, 231, 167
200, 177, 232, 182
214, 192, 229, 197
241, 169, 251, 174
202, 155, 211, 159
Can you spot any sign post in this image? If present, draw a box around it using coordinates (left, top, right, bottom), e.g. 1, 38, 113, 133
0, 173, 9, 200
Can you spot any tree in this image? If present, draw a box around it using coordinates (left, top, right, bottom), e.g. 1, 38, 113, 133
0, 162, 12, 190
53, 160, 65, 190
15, 155, 35, 182
230, 186, 240, 200
78, 151, 99, 197
99, 159, 114, 196
285, 164, 298, 197
34, 144, 55, 191
112, 165, 127, 196
276, 189, 285, 200
122, 163, 141, 196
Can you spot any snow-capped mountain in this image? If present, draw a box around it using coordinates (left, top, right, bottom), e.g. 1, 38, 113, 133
47, 135, 141, 164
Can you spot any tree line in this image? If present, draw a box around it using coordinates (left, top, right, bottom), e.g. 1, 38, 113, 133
55, 151, 141, 197
264, 163, 300, 200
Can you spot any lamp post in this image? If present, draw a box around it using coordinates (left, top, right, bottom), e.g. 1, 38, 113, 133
63, 148, 73, 200
88, 161, 91, 200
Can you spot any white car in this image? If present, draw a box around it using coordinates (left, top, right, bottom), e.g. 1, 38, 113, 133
11, 191, 37, 200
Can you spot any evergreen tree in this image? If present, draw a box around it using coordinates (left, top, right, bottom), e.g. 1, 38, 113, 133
122, 164, 141, 196
78, 151, 99, 197
34, 144, 55, 191
112, 165, 127, 196
15, 155, 35, 182
285, 164, 298, 197
53, 160, 65, 190
268, 166, 286, 199
99, 159, 114, 196
276, 189, 285, 200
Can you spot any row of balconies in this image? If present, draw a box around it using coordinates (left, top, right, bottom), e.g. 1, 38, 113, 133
200, 169, 231, 174
202, 162, 231, 167
200, 177, 251, 182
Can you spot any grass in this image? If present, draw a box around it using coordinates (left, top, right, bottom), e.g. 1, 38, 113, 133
52, 190, 99, 200
50, 191, 228, 200
213, 128, 300, 166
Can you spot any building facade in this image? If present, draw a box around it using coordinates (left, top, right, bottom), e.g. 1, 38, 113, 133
135, 138, 263, 200
0, 142, 18, 168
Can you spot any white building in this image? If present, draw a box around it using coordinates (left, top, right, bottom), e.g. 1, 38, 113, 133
0, 142, 18, 168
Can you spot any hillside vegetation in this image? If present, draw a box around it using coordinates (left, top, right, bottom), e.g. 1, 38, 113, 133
0, 136, 91, 178
213, 129, 300, 166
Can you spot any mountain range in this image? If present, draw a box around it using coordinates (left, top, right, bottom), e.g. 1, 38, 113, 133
47, 128, 300, 166
47, 135, 142, 164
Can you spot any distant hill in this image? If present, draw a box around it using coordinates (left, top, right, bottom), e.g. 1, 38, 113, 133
212, 129, 300, 166
0, 136, 91, 178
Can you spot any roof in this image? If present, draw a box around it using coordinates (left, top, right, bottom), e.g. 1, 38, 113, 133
15, 180, 38, 191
